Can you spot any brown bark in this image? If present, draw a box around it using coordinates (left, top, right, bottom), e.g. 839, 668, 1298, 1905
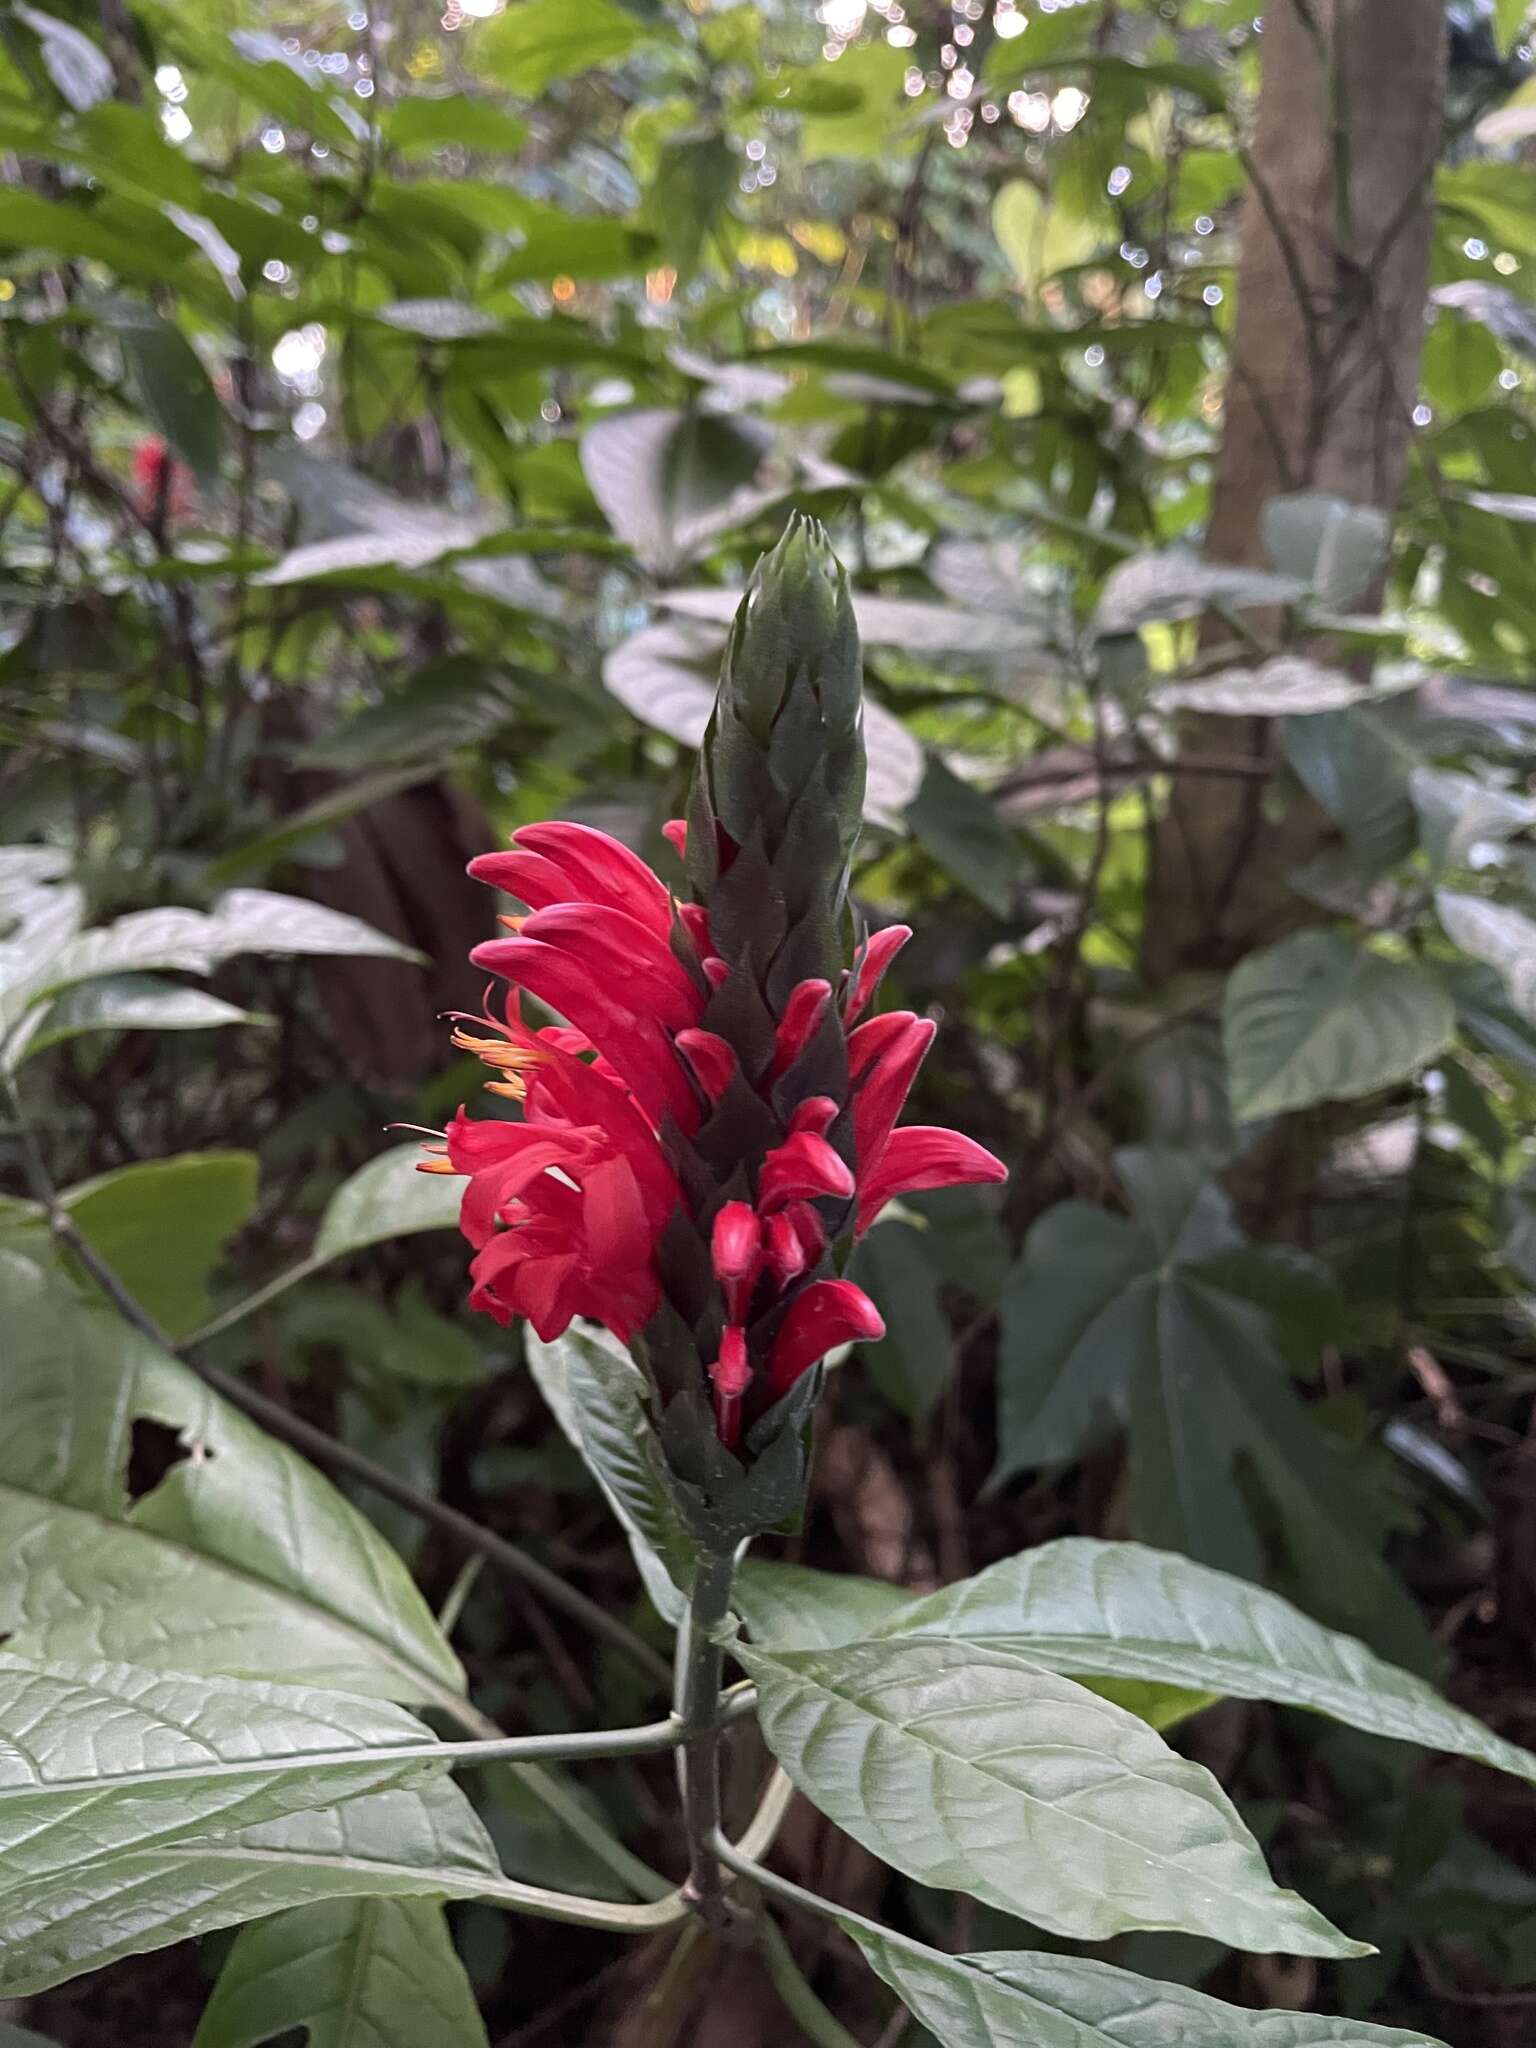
1143, 0, 1448, 981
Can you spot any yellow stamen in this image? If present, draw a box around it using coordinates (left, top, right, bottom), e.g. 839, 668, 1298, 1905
485, 1078, 527, 1100
450, 1025, 550, 1073
417, 1155, 458, 1175
498, 913, 527, 932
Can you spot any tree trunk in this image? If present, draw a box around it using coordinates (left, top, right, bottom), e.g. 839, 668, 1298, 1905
1143, 0, 1448, 981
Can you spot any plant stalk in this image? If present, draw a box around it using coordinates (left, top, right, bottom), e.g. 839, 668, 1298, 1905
676, 1547, 739, 1931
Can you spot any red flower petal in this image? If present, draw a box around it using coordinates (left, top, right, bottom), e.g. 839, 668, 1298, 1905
768, 1279, 885, 1396
514, 904, 704, 1031
844, 924, 912, 1025
514, 821, 673, 936
759, 1130, 855, 1211
854, 1125, 1008, 1237
849, 1012, 935, 1167
770, 978, 831, 1076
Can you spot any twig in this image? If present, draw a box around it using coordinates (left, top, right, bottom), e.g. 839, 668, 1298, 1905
756, 1916, 867, 2048
676, 1549, 740, 1932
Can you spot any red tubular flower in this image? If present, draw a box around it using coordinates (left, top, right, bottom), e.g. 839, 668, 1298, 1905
425, 519, 1007, 1484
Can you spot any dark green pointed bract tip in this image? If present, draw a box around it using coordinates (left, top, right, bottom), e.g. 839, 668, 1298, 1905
685, 516, 866, 999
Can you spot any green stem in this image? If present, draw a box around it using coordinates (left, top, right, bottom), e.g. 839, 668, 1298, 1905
757, 1915, 868, 2048
676, 1548, 739, 1930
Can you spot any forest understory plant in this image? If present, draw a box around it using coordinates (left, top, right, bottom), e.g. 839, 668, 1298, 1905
3, 523, 1522, 2047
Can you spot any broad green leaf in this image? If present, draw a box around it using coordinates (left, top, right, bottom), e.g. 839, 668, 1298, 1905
847, 1932, 1448, 2048
526, 1321, 694, 1626
1094, 551, 1302, 635
194, 1896, 489, 2048
1262, 492, 1391, 607
991, 1152, 1428, 1667
580, 409, 770, 574
384, 95, 530, 157
313, 1144, 465, 1265
800, 39, 911, 162
0, 890, 419, 1035
992, 180, 1099, 293
476, 0, 650, 95
603, 619, 924, 828
20, 973, 268, 1060
734, 1557, 913, 1650
856, 1539, 1536, 1785
300, 660, 524, 772
1222, 931, 1454, 1121
1284, 706, 1418, 873
738, 1638, 1364, 1954
905, 755, 1018, 917
0, 1250, 464, 1703
1436, 889, 1536, 1021
0, 1652, 448, 1896
102, 300, 224, 485
16, 5, 113, 110
61, 1152, 259, 1339
1152, 656, 1376, 717
1422, 311, 1502, 415
847, 1219, 954, 1421
10, 1777, 499, 1998
1411, 768, 1536, 873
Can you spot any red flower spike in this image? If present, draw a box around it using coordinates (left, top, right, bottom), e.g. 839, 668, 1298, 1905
844, 924, 912, 1025
769, 1279, 885, 1397
434, 523, 1008, 1477
758, 1130, 855, 1211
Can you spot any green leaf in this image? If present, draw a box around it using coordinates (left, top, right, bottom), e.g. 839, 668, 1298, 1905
300, 660, 524, 772
1411, 768, 1536, 874
102, 300, 224, 486
1222, 931, 1454, 1121
734, 1557, 914, 1649
851, 1539, 1536, 1785
1422, 311, 1503, 416
526, 1321, 695, 1627
847, 1219, 954, 1422
992, 179, 1099, 294
906, 754, 1018, 917
847, 1932, 1448, 2048
1436, 889, 1536, 1021
663, 584, 1036, 655
0, 1249, 464, 1703
312, 1145, 465, 1265
1152, 656, 1377, 717
0, 1651, 448, 1905
1262, 492, 1391, 606
193, 1894, 490, 2048
1284, 706, 1418, 873
799, 39, 912, 162
737, 1637, 1365, 1954
0, 2026, 65, 2047
0, 889, 420, 1038
990, 1152, 1428, 1666
384, 95, 530, 157
475, 0, 650, 95
0, 1716, 494, 1999
580, 409, 770, 574
20, 973, 268, 1060
61, 1151, 259, 1339
1094, 551, 1302, 635
16, 6, 113, 110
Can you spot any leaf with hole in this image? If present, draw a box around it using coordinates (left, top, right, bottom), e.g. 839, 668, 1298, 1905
1222, 931, 1454, 1121
0, 1248, 464, 1702
738, 1636, 1365, 1953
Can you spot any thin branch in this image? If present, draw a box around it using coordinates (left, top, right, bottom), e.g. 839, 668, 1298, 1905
756, 1916, 867, 2048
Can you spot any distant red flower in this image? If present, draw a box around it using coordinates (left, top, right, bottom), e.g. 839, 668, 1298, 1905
424, 819, 1006, 1448
131, 435, 198, 526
